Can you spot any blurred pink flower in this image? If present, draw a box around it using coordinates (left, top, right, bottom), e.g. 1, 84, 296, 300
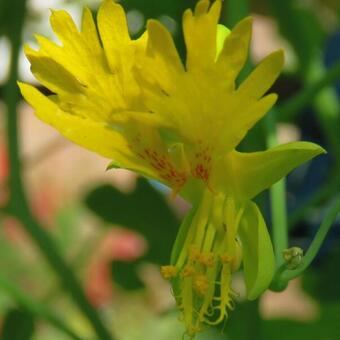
30, 183, 61, 226
0, 143, 8, 182
86, 229, 145, 307
0, 141, 9, 206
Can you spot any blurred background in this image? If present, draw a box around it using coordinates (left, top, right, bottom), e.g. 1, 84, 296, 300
0, 0, 339, 339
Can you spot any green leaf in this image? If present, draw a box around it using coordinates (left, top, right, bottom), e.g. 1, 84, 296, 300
85, 178, 179, 265
266, 0, 325, 74
1, 308, 35, 340
263, 303, 340, 340
302, 244, 340, 302
238, 201, 275, 300
54, 206, 80, 253
196, 327, 226, 340
121, 0, 197, 23
223, 300, 261, 340
111, 260, 144, 290
121, 0, 197, 56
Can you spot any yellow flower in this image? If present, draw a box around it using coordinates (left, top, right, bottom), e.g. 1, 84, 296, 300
19, 0, 325, 336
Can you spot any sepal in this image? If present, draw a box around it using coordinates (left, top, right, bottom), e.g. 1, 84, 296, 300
238, 201, 275, 300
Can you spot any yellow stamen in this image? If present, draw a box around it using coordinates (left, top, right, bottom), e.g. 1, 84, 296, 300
220, 253, 235, 264
199, 252, 215, 267
165, 192, 243, 335
193, 274, 210, 295
160, 265, 177, 279
189, 245, 201, 262
181, 265, 196, 277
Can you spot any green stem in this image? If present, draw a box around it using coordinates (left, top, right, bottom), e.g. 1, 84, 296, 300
278, 198, 340, 284
3, 1, 112, 339
265, 110, 288, 265
0, 274, 82, 340
4, 2, 27, 219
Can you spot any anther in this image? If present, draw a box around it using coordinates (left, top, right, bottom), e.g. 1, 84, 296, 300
193, 274, 209, 295
160, 265, 177, 279
199, 252, 215, 267
189, 246, 201, 262
181, 265, 196, 277
220, 253, 235, 264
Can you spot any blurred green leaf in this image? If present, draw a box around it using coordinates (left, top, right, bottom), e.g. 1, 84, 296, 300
0, 0, 26, 39
111, 261, 144, 290
221, 0, 249, 27
263, 303, 340, 340
265, 0, 325, 75
196, 328, 226, 340
219, 298, 340, 340
121, 0, 196, 21
121, 0, 197, 56
85, 178, 179, 264
302, 244, 340, 302
1, 308, 34, 340
54, 206, 80, 253
224, 300, 261, 340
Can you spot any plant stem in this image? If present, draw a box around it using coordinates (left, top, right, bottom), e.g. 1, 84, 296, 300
265, 110, 288, 265
279, 198, 340, 283
0, 274, 82, 340
3, 1, 112, 339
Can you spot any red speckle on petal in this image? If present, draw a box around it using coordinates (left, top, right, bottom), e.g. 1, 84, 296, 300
127, 136, 188, 189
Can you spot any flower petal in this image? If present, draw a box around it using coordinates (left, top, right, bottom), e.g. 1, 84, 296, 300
183, 0, 222, 71
237, 50, 284, 100
238, 201, 275, 300
138, 12, 279, 157
97, 0, 148, 104
81, 7, 102, 51
146, 19, 184, 74
18, 82, 160, 180
48, 9, 103, 82
216, 17, 252, 87
97, 0, 130, 72
230, 142, 326, 200
217, 93, 278, 154
216, 24, 230, 59
24, 47, 85, 95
